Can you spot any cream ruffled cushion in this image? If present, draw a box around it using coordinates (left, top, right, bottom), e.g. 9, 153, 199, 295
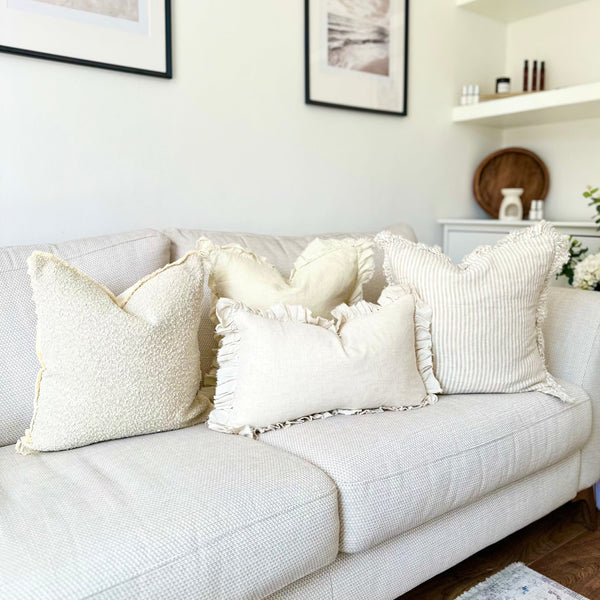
207, 286, 442, 437
197, 236, 375, 319
17, 252, 209, 454
376, 222, 570, 400
197, 236, 376, 399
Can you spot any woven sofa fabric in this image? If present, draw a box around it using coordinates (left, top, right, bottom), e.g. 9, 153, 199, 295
268, 454, 580, 600
544, 287, 600, 489
0, 229, 171, 448
165, 223, 417, 377
0, 425, 339, 600
261, 379, 590, 554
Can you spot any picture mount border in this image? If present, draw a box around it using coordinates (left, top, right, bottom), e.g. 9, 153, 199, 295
0, 0, 172, 79
304, 0, 409, 117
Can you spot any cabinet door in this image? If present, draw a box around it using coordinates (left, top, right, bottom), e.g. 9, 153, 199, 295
445, 230, 508, 263
573, 235, 600, 256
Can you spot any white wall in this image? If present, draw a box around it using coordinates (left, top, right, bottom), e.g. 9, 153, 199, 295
0, 0, 505, 247
503, 0, 600, 222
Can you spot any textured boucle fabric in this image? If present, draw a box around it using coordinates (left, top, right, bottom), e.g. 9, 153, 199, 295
16, 251, 208, 453
165, 222, 417, 377
268, 455, 580, 600
261, 379, 590, 553
1, 425, 339, 600
0, 229, 170, 447
377, 222, 570, 399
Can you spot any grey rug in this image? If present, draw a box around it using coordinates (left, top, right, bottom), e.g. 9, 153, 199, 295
456, 562, 590, 600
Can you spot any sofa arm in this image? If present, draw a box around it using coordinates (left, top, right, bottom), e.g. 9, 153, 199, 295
544, 287, 600, 490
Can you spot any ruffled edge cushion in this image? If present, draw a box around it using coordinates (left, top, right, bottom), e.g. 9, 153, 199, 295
195, 236, 376, 403
207, 285, 440, 438
375, 221, 571, 402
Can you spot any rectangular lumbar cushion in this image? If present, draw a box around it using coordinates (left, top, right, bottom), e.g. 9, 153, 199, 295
16, 251, 209, 454
376, 222, 570, 400
207, 286, 441, 437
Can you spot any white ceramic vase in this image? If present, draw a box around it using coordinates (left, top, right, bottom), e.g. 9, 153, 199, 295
499, 188, 524, 221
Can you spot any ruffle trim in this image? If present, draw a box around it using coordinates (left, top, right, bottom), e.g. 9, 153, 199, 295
376, 221, 569, 272
530, 377, 573, 403
209, 397, 438, 440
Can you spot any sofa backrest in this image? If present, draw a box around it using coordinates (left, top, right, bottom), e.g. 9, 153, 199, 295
0, 230, 171, 447
165, 222, 417, 377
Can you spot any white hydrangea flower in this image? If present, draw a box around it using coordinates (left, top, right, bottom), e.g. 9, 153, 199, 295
573, 252, 600, 291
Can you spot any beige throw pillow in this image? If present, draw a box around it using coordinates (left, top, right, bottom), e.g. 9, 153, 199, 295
196, 236, 375, 398
16, 251, 209, 454
207, 286, 441, 437
376, 222, 570, 400
197, 236, 375, 319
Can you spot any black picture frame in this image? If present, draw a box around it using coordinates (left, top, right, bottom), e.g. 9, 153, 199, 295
305, 0, 409, 116
0, 0, 172, 79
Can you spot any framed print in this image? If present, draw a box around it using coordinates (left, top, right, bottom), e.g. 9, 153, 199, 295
0, 0, 172, 78
305, 0, 408, 116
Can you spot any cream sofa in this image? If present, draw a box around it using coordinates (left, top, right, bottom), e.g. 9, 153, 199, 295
1, 224, 599, 600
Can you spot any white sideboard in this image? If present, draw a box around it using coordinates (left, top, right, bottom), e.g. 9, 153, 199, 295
439, 219, 600, 265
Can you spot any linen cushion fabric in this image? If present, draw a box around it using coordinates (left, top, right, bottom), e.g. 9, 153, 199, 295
1, 426, 339, 600
0, 229, 170, 448
260, 379, 590, 554
267, 454, 580, 600
164, 222, 418, 377
376, 222, 570, 399
207, 286, 441, 436
198, 236, 375, 319
17, 251, 209, 454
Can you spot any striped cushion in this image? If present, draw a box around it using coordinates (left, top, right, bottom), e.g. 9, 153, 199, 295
376, 222, 569, 399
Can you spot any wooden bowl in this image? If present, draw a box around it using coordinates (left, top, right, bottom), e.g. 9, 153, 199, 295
473, 148, 550, 218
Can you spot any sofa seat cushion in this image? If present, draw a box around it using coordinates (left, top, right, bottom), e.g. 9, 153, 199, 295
260, 379, 591, 554
0, 425, 339, 600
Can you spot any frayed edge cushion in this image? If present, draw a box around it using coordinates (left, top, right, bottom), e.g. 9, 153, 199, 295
375, 223, 572, 402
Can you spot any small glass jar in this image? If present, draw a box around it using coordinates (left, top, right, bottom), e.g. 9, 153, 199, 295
496, 77, 511, 94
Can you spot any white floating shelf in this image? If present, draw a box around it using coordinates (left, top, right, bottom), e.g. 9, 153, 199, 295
452, 82, 600, 128
457, 0, 586, 22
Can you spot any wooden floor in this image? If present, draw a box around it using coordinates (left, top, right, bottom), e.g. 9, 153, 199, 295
397, 499, 600, 600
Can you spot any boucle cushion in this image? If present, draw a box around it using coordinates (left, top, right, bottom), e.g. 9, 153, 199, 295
17, 251, 209, 454
207, 286, 441, 437
0, 229, 170, 448
376, 222, 570, 399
